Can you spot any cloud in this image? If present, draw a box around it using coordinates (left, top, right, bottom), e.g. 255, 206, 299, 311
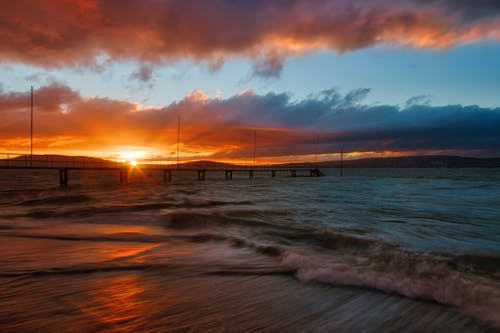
416, 0, 500, 21
130, 64, 154, 82
1, 83, 499, 158
405, 95, 432, 107
0, 0, 498, 77
0, 84, 80, 113
252, 54, 285, 79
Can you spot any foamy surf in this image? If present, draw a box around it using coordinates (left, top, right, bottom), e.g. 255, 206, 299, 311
282, 250, 500, 327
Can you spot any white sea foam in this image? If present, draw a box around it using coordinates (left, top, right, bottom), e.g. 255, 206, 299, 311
282, 251, 500, 327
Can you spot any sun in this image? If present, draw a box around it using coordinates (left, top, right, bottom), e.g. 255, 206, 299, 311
118, 151, 145, 166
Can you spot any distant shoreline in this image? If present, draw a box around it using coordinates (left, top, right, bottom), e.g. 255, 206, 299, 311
1, 154, 500, 169
286, 155, 500, 168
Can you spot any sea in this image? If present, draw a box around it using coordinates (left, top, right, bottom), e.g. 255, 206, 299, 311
0, 167, 499, 332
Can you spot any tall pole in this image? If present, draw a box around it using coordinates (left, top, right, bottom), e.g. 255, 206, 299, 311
30, 86, 33, 167
314, 135, 319, 167
177, 115, 180, 167
340, 147, 343, 176
253, 130, 256, 167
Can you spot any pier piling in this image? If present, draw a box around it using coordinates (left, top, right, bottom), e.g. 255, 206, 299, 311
163, 170, 172, 183
120, 169, 128, 185
59, 169, 68, 187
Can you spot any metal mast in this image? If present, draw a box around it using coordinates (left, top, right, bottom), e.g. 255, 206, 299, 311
315, 135, 319, 167
30, 86, 33, 167
177, 115, 180, 166
340, 147, 343, 176
253, 130, 257, 167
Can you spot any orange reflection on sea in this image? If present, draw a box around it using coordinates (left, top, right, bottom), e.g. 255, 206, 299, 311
79, 274, 148, 329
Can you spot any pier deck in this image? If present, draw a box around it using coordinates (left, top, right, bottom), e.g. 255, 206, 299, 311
0, 155, 325, 187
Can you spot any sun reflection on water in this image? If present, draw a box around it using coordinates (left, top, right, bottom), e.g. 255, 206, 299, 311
82, 274, 147, 329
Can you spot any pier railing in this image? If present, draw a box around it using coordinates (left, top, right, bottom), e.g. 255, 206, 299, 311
0, 152, 321, 171
0, 152, 326, 186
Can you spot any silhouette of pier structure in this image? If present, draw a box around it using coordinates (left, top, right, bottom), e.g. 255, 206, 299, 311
0, 154, 325, 187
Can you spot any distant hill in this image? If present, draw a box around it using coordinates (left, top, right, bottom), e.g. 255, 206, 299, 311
0, 154, 120, 168
6, 154, 112, 163
176, 160, 235, 169
0, 155, 238, 169
1, 154, 499, 169
284, 155, 500, 168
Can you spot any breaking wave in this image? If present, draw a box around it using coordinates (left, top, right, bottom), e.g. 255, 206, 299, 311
282, 250, 500, 327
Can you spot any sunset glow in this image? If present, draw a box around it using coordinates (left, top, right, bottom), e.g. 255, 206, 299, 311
118, 152, 146, 165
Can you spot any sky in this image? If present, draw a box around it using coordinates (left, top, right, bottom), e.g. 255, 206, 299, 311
1, 0, 499, 163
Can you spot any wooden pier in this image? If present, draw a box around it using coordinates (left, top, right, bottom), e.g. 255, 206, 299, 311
0, 155, 326, 187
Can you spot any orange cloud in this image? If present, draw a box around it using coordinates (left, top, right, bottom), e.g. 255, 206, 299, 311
0, 0, 498, 76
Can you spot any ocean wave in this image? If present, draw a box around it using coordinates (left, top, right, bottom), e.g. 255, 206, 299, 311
453, 254, 500, 275
0, 263, 179, 278
180, 198, 254, 208
4, 198, 254, 219
267, 228, 395, 252
163, 212, 278, 230
4, 232, 166, 243
16, 194, 93, 206
205, 268, 293, 276
2, 229, 283, 259
282, 251, 500, 327
1, 203, 176, 219
163, 211, 389, 250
